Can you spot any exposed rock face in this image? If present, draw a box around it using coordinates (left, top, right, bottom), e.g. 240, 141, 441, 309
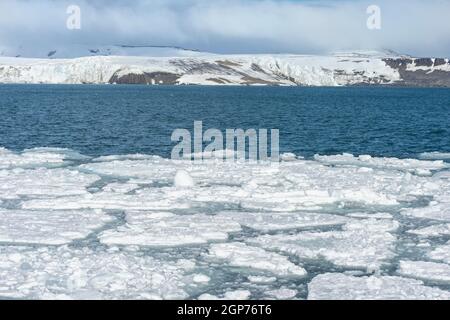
383, 58, 450, 87
109, 72, 180, 85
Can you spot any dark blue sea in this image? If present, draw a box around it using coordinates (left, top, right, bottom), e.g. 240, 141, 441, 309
1, 84, 449, 158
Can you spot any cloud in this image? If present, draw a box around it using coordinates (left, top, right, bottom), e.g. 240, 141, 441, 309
0, 0, 449, 56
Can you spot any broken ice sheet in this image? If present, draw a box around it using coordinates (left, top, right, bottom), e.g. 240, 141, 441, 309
0, 246, 198, 300
248, 219, 398, 270
0, 208, 113, 245
308, 273, 450, 300
397, 261, 450, 284
205, 242, 307, 277
98, 212, 241, 247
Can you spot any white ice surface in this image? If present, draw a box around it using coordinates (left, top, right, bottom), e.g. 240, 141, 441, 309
314, 153, 447, 175
429, 243, 450, 264
0, 167, 100, 200
215, 211, 348, 232
206, 242, 307, 277
0, 208, 112, 245
1, 147, 450, 299
419, 152, 450, 160
408, 224, 450, 237
0, 246, 198, 299
398, 261, 450, 283
308, 273, 450, 300
249, 219, 397, 270
99, 212, 241, 247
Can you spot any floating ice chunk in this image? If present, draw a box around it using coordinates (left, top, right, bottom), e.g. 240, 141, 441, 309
266, 288, 297, 299
183, 149, 236, 160
308, 273, 450, 300
0, 147, 77, 169
198, 293, 220, 300
223, 290, 251, 300
101, 182, 140, 194
0, 208, 112, 245
174, 170, 195, 188
22, 147, 90, 161
249, 220, 396, 270
280, 153, 297, 161
247, 276, 277, 284
347, 212, 393, 219
93, 154, 160, 162
428, 243, 450, 264
22, 186, 194, 211
0, 246, 196, 299
408, 224, 450, 237
398, 261, 450, 283
192, 274, 211, 284
215, 211, 348, 232
198, 290, 252, 300
0, 168, 100, 200
402, 203, 450, 222
419, 152, 450, 160
206, 242, 307, 277
343, 218, 400, 232
314, 153, 447, 174
99, 212, 241, 247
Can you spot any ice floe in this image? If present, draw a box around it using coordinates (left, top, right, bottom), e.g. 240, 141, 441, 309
429, 243, 450, 264
99, 212, 241, 247
398, 261, 450, 283
1, 147, 450, 299
215, 211, 348, 232
308, 273, 450, 300
0, 168, 99, 200
206, 242, 307, 277
0, 208, 112, 245
314, 153, 447, 175
402, 202, 450, 222
0, 147, 87, 169
419, 152, 450, 160
249, 219, 397, 270
0, 246, 197, 299
408, 224, 450, 237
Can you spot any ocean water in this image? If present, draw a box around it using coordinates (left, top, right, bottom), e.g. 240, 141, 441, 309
1, 84, 449, 158
1, 84, 450, 300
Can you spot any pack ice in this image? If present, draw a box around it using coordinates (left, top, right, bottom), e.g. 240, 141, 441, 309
1, 147, 450, 299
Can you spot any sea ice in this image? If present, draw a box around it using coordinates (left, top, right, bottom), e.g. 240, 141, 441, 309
265, 288, 297, 299
398, 261, 450, 283
428, 243, 450, 264
206, 242, 307, 277
0, 208, 112, 245
408, 224, 450, 237
249, 219, 397, 270
0, 147, 85, 169
0, 246, 197, 299
99, 212, 241, 247
402, 203, 450, 222
215, 211, 348, 232
314, 153, 447, 174
0, 167, 100, 200
308, 273, 450, 300
174, 170, 195, 188
419, 152, 450, 160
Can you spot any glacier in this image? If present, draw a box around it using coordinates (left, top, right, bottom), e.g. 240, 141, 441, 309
1, 50, 449, 87
0, 147, 450, 299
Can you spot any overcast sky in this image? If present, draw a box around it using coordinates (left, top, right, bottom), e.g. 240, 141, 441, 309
0, 0, 449, 56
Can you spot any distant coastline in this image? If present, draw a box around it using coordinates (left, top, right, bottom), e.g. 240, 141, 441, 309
1, 50, 450, 87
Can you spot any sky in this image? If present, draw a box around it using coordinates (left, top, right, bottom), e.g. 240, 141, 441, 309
0, 0, 449, 57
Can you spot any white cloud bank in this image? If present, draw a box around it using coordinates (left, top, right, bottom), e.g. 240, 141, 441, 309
0, 0, 449, 57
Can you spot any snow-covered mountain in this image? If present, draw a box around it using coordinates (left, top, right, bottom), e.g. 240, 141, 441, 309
0, 48, 449, 87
